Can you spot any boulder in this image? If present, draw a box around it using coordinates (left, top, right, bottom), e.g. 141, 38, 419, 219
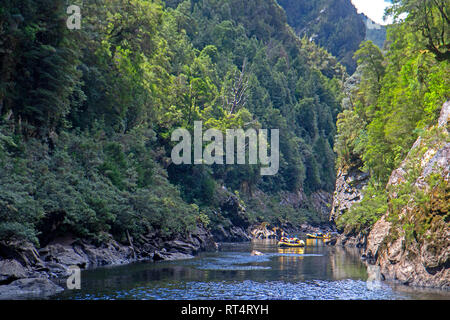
165, 240, 198, 255
0, 278, 63, 300
212, 223, 251, 242
81, 241, 134, 267
41, 243, 89, 268
188, 225, 218, 251
0, 259, 28, 283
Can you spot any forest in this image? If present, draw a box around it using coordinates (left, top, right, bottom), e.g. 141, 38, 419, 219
333, 0, 449, 236
277, 0, 366, 73
0, 0, 345, 247
0, 0, 448, 255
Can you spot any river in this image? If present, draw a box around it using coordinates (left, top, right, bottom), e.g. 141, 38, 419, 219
52, 239, 450, 300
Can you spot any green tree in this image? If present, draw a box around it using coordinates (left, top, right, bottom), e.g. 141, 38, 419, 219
388, 0, 450, 61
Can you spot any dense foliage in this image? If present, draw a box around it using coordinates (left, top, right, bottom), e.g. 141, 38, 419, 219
277, 0, 366, 74
334, 0, 450, 234
0, 0, 346, 245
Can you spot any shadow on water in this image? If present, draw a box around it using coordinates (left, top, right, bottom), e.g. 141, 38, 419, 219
52, 239, 450, 300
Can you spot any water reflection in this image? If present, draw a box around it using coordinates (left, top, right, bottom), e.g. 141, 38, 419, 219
366, 264, 383, 290
52, 239, 450, 300
329, 246, 367, 281
306, 238, 324, 247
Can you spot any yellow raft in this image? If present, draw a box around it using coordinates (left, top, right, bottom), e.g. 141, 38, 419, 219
277, 238, 305, 247
306, 233, 331, 239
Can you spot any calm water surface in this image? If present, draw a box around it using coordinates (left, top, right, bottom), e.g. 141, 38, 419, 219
53, 239, 450, 300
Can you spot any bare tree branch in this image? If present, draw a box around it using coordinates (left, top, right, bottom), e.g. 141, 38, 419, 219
225, 58, 249, 115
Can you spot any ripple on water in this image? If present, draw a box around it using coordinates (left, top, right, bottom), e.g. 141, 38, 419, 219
186, 252, 322, 271
56, 242, 449, 300
189, 252, 272, 270
66, 279, 404, 300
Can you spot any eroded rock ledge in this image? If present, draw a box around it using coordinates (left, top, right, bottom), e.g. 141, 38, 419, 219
0, 224, 217, 299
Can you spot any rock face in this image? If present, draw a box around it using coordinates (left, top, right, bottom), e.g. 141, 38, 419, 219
330, 165, 370, 223
335, 232, 367, 248
212, 224, 251, 242
311, 190, 334, 222
365, 101, 450, 289
330, 163, 370, 247
210, 191, 252, 242
0, 223, 217, 299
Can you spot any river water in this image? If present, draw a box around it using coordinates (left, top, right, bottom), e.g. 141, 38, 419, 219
53, 239, 449, 300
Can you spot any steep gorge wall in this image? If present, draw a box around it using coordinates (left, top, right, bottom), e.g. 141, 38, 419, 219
329, 102, 449, 289
329, 164, 370, 246
330, 165, 369, 223
364, 101, 449, 289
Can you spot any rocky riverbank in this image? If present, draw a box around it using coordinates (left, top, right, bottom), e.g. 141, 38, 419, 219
0, 224, 217, 299
0, 180, 336, 299
329, 101, 450, 290
0, 218, 337, 299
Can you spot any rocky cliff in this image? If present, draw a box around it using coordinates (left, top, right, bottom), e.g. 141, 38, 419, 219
365, 101, 450, 289
330, 165, 370, 223
330, 163, 370, 246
